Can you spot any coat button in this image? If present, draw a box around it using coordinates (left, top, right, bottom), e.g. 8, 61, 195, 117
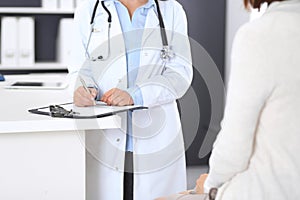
116, 138, 120, 142
115, 167, 119, 171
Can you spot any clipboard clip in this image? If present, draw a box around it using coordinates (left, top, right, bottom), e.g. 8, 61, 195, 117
49, 105, 79, 118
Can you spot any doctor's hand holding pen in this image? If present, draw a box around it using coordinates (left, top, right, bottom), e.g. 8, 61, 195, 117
74, 86, 98, 107
74, 87, 134, 107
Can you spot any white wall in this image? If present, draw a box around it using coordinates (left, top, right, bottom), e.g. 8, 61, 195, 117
225, 0, 250, 84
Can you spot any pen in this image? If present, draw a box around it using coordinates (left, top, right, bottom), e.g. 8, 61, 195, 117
79, 76, 107, 106
79, 76, 90, 93
79, 76, 96, 105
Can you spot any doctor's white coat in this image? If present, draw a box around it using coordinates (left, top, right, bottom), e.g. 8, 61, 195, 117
68, 0, 193, 199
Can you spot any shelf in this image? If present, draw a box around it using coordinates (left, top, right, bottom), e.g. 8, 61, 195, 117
0, 7, 74, 15
0, 62, 68, 70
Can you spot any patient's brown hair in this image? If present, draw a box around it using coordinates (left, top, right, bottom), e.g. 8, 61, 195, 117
244, 0, 285, 9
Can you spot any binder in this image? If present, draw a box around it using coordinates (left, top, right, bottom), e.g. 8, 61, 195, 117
1, 17, 18, 66
29, 103, 147, 119
42, 0, 58, 10
58, 0, 75, 11
18, 17, 35, 66
75, 0, 86, 8
57, 18, 74, 66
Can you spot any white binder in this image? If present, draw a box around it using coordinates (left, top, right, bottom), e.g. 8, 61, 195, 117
42, 0, 58, 10
57, 18, 74, 66
1, 17, 18, 67
18, 17, 35, 66
75, 0, 86, 8
58, 0, 75, 11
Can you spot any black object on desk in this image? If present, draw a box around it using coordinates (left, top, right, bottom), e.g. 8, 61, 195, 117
0, 74, 5, 81
11, 81, 42, 86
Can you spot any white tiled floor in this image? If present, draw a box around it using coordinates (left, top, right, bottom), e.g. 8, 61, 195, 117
186, 165, 209, 189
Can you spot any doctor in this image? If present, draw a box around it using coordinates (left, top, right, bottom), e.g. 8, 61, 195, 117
68, 0, 193, 199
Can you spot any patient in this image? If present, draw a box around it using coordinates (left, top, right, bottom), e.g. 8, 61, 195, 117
157, 0, 300, 199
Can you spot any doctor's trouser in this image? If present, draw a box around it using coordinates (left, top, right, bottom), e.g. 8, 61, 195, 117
123, 151, 134, 200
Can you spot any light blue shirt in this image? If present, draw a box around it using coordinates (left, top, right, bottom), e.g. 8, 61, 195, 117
114, 0, 155, 152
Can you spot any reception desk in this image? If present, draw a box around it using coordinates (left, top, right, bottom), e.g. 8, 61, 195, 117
0, 74, 121, 200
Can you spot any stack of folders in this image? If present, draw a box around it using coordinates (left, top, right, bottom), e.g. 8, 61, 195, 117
1, 17, 35, 67
42, 0, 86, 10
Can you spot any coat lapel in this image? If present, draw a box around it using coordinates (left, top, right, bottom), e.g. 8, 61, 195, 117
142, 7, 160, 46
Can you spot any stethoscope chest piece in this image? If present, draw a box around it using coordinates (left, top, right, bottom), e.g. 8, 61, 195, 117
161, 45, 175, 62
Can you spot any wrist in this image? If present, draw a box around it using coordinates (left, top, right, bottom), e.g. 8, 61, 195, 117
127, 86, 144, 105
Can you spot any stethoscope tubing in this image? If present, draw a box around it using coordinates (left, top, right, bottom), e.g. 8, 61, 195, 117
86, 0, 172, 62
154, 0, 168, 47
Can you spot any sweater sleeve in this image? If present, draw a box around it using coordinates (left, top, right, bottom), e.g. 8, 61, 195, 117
204, 24, 275, 192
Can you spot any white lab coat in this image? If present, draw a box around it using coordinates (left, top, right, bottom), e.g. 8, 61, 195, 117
68, 0, 193, 199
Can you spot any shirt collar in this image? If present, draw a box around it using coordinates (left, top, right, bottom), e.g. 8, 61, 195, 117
113, 0, 156, 16
143, 0, 156, 9
141, 0, 156, 15
113, 0, 156, 8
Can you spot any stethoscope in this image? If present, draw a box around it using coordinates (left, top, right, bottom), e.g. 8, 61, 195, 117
84, 0, 175, 62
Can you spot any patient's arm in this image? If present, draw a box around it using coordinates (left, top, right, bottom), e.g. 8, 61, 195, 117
204, 24, 274, 192
155, 174, 209, 200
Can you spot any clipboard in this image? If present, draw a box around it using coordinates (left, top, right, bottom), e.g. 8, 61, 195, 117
28, 103, 147, 119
